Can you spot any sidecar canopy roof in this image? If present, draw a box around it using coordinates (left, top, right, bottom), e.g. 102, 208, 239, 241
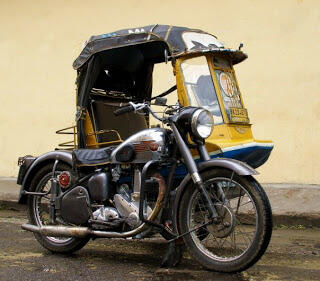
73, 24, 247, 70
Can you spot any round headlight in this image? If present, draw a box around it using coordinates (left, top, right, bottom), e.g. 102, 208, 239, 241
191, 109, 214, 139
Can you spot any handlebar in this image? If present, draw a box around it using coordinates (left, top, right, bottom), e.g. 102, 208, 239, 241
113, 104, 135, 116
113, 102, 176, 123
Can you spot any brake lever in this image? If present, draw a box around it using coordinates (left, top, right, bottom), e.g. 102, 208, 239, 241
129, 102, 147, 112
165, 108, 177, 115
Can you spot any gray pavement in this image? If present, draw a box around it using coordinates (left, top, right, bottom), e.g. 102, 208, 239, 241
0, 209, 320, 281
1, 177, 320, 226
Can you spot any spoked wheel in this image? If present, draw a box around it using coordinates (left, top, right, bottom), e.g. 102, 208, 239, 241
178, 168, 272, 273
27, 163, 89, 253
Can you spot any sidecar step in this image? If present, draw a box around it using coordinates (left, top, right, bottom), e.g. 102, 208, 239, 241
21, 224, 91, 238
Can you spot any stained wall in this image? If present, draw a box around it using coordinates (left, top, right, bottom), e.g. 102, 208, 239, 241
1, 0, 319, 183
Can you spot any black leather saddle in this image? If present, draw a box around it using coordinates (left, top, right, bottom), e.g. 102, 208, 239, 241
72, 146, 115, 167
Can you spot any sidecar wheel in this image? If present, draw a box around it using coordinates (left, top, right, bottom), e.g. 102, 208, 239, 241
178, 168, 272, 273
27, 163, 89, 254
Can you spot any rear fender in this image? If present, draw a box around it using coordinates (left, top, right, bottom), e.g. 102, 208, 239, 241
171, 158, 258, 233
18, 151, 72, 204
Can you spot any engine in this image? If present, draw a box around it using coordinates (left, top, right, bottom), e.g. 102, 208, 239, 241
58, 165, 164, 231
113, 169, 153, 228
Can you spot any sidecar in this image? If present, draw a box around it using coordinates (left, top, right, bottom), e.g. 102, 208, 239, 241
60, 25, 272, 167
19, 25, 273, 195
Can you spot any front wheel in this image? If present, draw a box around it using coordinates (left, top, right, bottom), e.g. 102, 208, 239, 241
178, 168, 272, 273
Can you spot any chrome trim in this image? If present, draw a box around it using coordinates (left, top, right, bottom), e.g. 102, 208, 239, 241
191, 108, 203, 136
191, 172, 201, 183
110, 128, 167, 163
191, 109, 214, 139
21, 223, 151, 238
133, 169, 141, 194
22, 224, 90, 238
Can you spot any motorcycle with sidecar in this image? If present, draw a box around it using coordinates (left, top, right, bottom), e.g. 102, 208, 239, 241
17, 25, 273, 272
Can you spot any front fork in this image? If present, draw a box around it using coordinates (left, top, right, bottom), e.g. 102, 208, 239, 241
170, 123, 219, 220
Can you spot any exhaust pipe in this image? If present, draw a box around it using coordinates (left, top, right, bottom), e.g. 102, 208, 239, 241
21, 223, 149, 238
22, 224, 91, 238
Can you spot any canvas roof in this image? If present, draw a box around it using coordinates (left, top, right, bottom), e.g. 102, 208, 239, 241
73, 24, 247, 70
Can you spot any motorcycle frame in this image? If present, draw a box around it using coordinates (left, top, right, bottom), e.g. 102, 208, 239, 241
19, 116, 257, 239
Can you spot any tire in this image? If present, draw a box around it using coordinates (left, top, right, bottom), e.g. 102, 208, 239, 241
27, 162, 89, 254
178, 168, 272, 273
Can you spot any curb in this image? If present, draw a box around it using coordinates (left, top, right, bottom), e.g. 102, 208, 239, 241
272, 214, 320, 228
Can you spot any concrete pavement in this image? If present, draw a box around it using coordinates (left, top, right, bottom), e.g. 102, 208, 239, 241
0, 177, 319, 226
1, 209, 320, 281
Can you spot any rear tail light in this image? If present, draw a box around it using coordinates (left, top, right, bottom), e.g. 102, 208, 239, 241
58, 171, 71, 188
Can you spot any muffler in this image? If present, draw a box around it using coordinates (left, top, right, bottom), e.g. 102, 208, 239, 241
21, 224, 91, 238
21, 223, 149, 238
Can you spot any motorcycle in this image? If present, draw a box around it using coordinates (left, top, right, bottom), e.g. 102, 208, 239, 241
17, 25, 273, 273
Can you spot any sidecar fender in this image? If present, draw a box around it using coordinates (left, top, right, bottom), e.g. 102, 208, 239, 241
171, 158, 258, 232
18, 151, 73, 204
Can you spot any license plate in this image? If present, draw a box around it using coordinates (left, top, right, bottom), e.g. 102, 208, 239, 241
229, 107, 249, 123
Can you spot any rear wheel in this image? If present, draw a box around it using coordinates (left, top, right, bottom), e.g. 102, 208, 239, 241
27, 163, 89, 253
178, 168, 272, 272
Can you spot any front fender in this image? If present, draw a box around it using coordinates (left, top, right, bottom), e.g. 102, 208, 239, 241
18, 151, 73, 204
172, 158, 258, 232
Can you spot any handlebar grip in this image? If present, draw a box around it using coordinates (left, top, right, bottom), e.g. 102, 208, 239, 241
113, 105, 135, 116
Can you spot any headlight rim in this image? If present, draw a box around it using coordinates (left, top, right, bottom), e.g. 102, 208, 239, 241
191, 108, 214, 139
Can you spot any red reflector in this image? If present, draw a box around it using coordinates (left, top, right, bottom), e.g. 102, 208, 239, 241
59, 171, 71, 188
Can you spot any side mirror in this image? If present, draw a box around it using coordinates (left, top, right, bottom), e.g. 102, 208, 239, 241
154, 97, 167, 106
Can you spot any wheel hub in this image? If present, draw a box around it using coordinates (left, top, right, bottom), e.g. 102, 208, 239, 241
207, 203, 235, 238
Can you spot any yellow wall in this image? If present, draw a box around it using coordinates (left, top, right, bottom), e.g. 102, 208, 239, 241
1, 0, 319, 183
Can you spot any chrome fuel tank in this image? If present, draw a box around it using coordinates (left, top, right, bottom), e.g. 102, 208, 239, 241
110, 128, 169, 163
